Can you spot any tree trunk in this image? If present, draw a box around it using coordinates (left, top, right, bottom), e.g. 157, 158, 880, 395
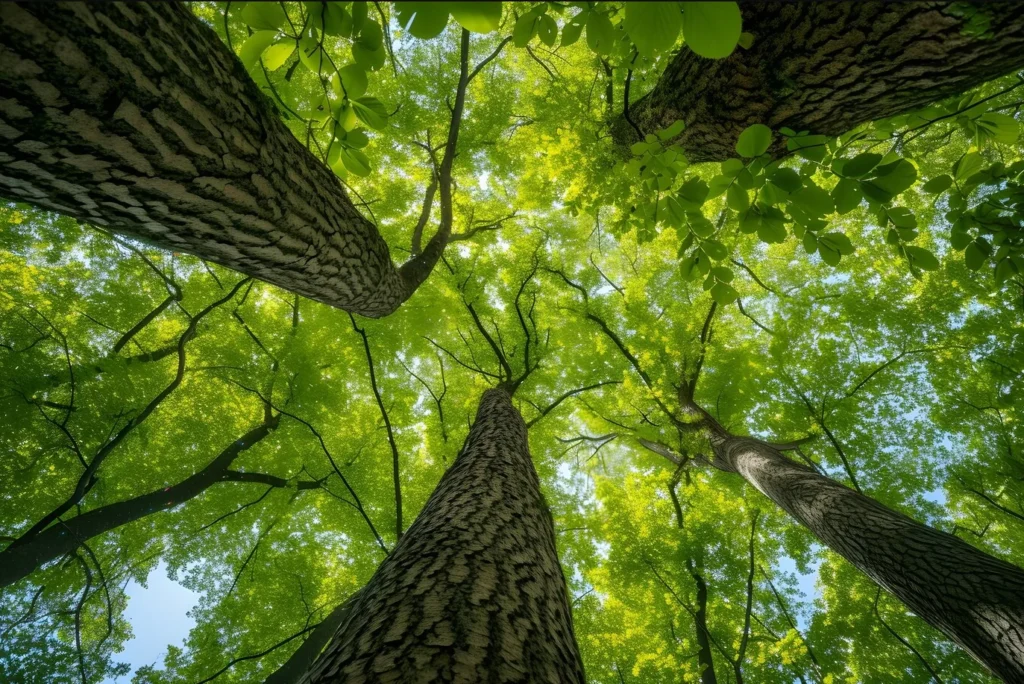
711, 432, 1024, 682
687, 558, 718, 684
615, 2, 1024, 161
0, 3, 435, 318
0, 416, 278, 588
302, 388, 585, 683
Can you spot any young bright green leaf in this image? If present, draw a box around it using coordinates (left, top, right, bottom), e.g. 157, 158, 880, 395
681, 1, 742, 59
623, 2, 683, 58
239, 31, 280, 71
340, 147, 372, 176
332, 64, 369, 99
449, 2, 502, 33
351, 96, 389, 130
261, 42, 296, 71
954, 151, 984, 181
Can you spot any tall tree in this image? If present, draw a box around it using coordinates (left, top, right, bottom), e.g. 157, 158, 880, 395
303, 388, 585, 682
614, 2, 1024, 160
0, 2, 465, 317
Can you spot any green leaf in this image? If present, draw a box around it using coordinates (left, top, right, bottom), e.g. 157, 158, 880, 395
681, 2, 742, 59
678, 177, 710, 210
887, 207, 917, 229
332, 64, 369, 100
346, 128, 370, 149
820, 232, 854, 255
965, 241, 987, 270
395, 2, 449, 39
317, 2, 354, 36
261, 42, 296, 71
904, 246, 939, 271
538, 14, 558, 47
842, 152, 882, 178
710, 281, 739, 305
586, 12, 615, 54
769, 167, 801, 193
242, 2, 287, 30
786, 134, 828, 163
736, 124, 772, 158
340, 147, 372, 176
790, 183, 834, 217
922, 174, 953, 194
702, 239, 728, 260
819, 244, 840, 266
870, 159, 917, 196
351, 96, 388, 130
727, 184, 749, 212
561, 16, 585, 46
757, 220, 787, 244
513, 13, 540, 47
954, 152, 984, 181
978, 112, 1019, 144
239, 31, 280, 71
658, 120, 686, 142
802, 231, 817, 254
679, 255, 702, 281
624, 2, 682, 58
711, 266, 733, 282
832, 178, 862, 214
298, 35, 330, 74
449, 2, 502, 33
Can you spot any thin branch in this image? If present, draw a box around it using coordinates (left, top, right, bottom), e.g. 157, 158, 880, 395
350, 315, 403, 540
525, 380, 621, 428
873, 589, 945, 684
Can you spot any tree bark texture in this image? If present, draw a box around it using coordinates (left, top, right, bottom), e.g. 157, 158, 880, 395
0, 416, 278, 589
0, 3, 428, 318
615, 2, 1024, 162
713, 434, 1024, 682
302, 389, 585, 683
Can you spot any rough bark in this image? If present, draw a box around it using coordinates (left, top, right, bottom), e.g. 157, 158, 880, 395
0, 416, 278, 588
711, 432, 1024, 682
615, 2, 1024, 162
0, 3, 435, 318
302, 389, 585, 683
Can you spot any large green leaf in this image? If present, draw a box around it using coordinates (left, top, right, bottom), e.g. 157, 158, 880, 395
681, 1, 742, 59
623, 2, 683, 58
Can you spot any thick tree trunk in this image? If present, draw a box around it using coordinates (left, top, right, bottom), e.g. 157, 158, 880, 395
0, 416, 278, 588
615, 2, 1024, 162
0, 3, 434, 318
302, 389, 585, 683
711, 432, 1024, 682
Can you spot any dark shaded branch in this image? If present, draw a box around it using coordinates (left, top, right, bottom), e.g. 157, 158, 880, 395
193, 624, 317, 684
264, 590, 363, 684
873, 589, 945, 684
111, 294, 178, 354
525, 381, 621, 428
350, 315, 403, 540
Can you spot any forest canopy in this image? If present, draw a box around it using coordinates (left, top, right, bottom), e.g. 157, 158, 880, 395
2, 2, 1024, 683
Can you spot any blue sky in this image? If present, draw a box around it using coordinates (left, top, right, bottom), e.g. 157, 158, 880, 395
103, 563, 198, 683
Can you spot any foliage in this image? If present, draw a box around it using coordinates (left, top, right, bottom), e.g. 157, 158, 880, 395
2, 2, 1024, 683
